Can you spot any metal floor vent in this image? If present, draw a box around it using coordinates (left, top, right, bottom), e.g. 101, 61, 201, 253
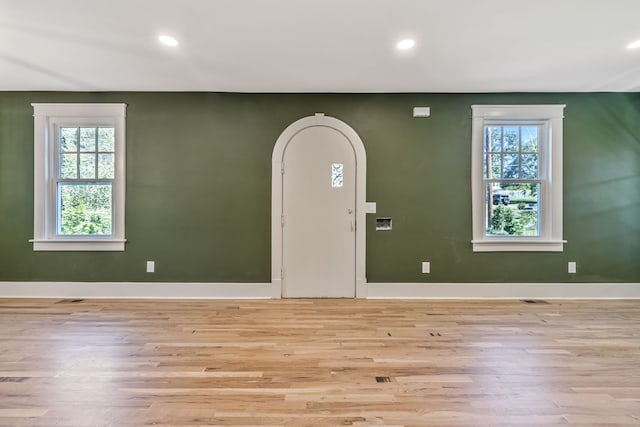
56, 299, 85, 304
522, 299, 549, 304
0, 377, 28, 382
375, 376, 391, 383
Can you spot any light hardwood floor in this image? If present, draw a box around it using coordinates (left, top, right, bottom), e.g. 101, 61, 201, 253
0, 298, 639, 426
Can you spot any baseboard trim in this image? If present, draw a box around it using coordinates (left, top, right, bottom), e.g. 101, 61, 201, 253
366, 282, 640, 299
0, 282, 272, 299
0, 282, 638, 300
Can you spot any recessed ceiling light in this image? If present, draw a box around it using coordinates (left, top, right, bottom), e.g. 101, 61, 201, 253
628, 39, 640, 49
158, 35, 179, 47
397, 39, 415, 50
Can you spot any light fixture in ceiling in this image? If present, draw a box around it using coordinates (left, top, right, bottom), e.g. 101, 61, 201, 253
158, 35, 179, 47
628, 39, 640, 49
397, 39, 415, 50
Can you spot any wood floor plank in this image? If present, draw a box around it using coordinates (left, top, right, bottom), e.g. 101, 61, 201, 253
0, 298, 639, 426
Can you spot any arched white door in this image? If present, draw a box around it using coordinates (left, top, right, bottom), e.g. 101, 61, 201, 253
272, 114, 367, 298
282, 126, 356, 297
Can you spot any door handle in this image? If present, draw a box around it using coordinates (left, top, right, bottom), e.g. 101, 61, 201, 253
350, 220, 355, 232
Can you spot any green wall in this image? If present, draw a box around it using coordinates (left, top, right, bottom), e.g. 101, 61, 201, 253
0, 92, 638, 283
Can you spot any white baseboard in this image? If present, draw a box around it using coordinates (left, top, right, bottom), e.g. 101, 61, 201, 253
0, 282, 638, 300
366, 283, 640, 299
0, 282, 272, 299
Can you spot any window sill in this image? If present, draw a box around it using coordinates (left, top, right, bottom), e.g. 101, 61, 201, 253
471, 239, 566, 252
30, 239, 126, 252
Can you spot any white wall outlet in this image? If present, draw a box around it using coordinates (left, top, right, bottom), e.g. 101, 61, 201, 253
146, 261, 155, 273
422, 261, 430, 274
568, 261, 576, 274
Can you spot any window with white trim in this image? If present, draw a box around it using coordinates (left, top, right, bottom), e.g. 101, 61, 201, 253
471, 105, 565, 252
31, 103, 126, 251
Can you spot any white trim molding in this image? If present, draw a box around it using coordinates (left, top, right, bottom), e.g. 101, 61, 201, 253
470, 239, 566, 252
366, 283, 640, 299
1, 282, 638, 300
271, 113, 367, 298
0, 282, 272, 299
32, 103, 127, 251
29, 239, 128, 251
470, 104, 566, 252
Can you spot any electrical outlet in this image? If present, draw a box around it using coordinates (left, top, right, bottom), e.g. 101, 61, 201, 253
146, 261, 155, 273
422, 261, 430, 274
568, 261, 576, 274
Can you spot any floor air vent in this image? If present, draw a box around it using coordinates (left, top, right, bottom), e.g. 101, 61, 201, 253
56, 299, 85, 304
522, 299, 549, 304
0, 377, 28, 382
375, 376, 391, 383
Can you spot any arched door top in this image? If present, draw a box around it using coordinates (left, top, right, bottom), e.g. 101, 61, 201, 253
272, 113, 366, 165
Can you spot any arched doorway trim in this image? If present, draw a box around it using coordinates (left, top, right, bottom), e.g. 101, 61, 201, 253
271, 113, 367, 298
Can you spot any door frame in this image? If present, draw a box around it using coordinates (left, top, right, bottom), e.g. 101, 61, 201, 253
271, 113, 367, 298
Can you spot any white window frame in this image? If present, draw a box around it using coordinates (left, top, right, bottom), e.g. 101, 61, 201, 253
471, 105, 566, 252
31, 103, 127, 251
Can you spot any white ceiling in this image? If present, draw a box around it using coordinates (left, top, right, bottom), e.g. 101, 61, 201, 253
1, 0, 639, 92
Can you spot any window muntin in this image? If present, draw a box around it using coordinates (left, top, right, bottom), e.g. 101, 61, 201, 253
32, 103, 126, 251
470, 105, 565, 252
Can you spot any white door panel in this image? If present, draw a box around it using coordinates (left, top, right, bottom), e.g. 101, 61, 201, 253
282, 126, 356, 298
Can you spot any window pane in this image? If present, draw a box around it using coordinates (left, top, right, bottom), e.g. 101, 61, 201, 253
57, 183, 112, 235
98, 153, 114, 179
79, 153, 96, 179
79, 127, 96, 152
488, 153, 502, 178
503, 153, 519, 178
521, 126, 538, 152
60, 127, 78, 152
503, 127, 519, 152
485, 183, 540, 237
60, 153, 77, 178
521, 154, 538, 179
98, 127, 115, 152
488, 126, 502, 152
331, 163, 343, 188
